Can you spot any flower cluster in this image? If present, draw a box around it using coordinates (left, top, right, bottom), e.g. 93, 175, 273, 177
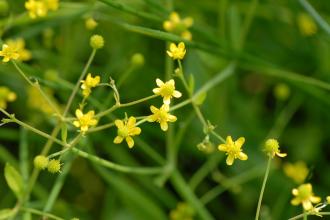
0, 86, 16, 109
25, 0, 59, 19
80, 73, 100, 98
163, 12, 193, 40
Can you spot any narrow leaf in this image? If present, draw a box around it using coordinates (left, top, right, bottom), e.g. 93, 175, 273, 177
4, 163, 24, 200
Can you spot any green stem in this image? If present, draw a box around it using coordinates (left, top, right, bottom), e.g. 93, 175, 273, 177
289, 212, 330, 220
63, 49, 96, 116
20, 207, 64, 220
298, 0, 330, 35
71, 147, 164, 175
303, 211, 307, 220
12, 61, 61, 117
255, 156, 272, 220
239, 0, 259, 49
96, 94, 158, 118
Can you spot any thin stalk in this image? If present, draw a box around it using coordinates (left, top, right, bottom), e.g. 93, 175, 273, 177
20, 207, 64, 220
255, 156, 272, 220
71, 147, 164, 175
289, 212, 330, 220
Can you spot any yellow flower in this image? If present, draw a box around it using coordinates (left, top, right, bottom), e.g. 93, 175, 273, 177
73, 109, 98, 133
45, 0, 59, 11
297, 13, 317, 36
0, 86, 16, 109
153, 79, 182, 105
80, 73, 100, 97
163, 12, 193, 40
167, 42, 186, 60
25, 0, 48, 19
6, 38, 32, 61
327, 196, 330, 204
113, 116, 141, 148
291, 183, 321, 210
147, 104, 177, 131
25, 0, 59, 19
283, 161, 309, 184
0, 44, 20, 62
263, 138, 287, 158
85, 17, 98, 30
218, 136, 248, 166
47, 159, 61, 173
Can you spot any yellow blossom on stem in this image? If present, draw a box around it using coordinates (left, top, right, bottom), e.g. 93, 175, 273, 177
153, 78, 182, 105
45, 0, 59, 11
167, 42, 186, 60
297, 13, 317, 36
0, 86, 16, 109
6, 38, 32, 61
218, 136, 248, 166
283, 161, 309, 184
263, 138, 287, 158
47, 159, 61, 173
73, 109, 98, 134
80, 73, 100, 97
147, 104, 177, 131
113, 116, 141, 148
291, 183, 321, 210
0, 44, 20, 62
163, 12, 193, 40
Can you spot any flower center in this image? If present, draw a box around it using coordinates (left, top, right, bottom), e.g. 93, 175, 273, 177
161, 84, 174, 96
118, 126, 129, 137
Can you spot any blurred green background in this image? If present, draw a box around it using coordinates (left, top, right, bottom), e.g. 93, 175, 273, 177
0, 0, 330, 219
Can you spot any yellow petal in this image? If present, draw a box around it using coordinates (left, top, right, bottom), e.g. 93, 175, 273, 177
235, 137, 245, 148
115, 119, 124, 129
276, 152, 287, 158
310, 196, 321, 203
73, 121, 80, 128
113, 136, 123, 144
156, 78, 164, 87
130, 127, 141, 136
173, 90, 182, 98
302, 201, 313, 210
226, 136, 233, 145
292, 189, 299, 196
150, 105, 158, 113
163, 96, 171, 105
152, 88, 160, 94
167, 114, 177, 122
160, 122, 168, 131
169, 43, 176, 52
238, 152, 248, 161
226, 155, 235, 166
127, 116, 136, 127
75, 109, 83, 118
126, 136, 134, 148
218, 144, 227, 152
291, 198, 301, 206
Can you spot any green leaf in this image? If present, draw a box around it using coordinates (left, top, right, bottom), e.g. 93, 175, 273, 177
0, 209, 15, 219
194, 92, 207, 105
4, 163, 24, 200
61, 123, 68, 143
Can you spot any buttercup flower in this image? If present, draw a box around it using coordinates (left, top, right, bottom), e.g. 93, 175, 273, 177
73, 109, 98, 133
0, 87, 16, 109
263, 138, 287, 158
291, 183, 321, 210
163, 12, 193, 40
5, 38, 32, 61
297, 13, 317, 36
114, 116, 141, 148
0, 44, 20, 62
148, 104, 177, 131
283, 161, 309, 184
218, 136, 248, 166
80, 73, 100, 97
25, 0, 58, 19
153, 79, 182, 105
327, 196, 330, 204
167, 42, 186, 60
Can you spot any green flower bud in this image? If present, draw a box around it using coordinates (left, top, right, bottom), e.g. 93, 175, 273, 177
131, 53, 144, 67
34, 155, 49, 170
47, 159, 61, 173
90, 35, 104, 49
